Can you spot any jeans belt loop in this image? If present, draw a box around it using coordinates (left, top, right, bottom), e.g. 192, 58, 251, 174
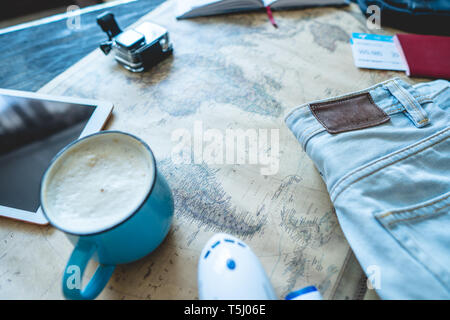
384, 79, 430, 128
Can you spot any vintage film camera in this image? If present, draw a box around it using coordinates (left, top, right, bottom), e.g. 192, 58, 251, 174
96, 12, 173, 72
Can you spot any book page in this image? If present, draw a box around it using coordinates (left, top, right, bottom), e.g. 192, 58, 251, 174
262, 0, 277, 6
176, 0, 222, 17
270, 0, 348, 9
177, 0, 264, 18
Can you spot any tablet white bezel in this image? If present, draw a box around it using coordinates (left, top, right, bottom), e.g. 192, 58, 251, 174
0, 88, 114, 225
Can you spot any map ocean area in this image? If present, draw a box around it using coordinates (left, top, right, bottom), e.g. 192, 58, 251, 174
176, 0, 349, 19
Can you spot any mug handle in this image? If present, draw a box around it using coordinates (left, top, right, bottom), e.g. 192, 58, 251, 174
62, 240, 115, 300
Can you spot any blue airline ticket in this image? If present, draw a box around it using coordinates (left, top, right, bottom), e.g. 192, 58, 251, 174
350, 33, 406, 71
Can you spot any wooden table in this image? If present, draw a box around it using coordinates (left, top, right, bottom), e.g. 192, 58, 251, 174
0, 1, 406, 299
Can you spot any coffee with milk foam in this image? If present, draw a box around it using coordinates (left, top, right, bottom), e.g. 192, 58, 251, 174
42, 133, 154, 234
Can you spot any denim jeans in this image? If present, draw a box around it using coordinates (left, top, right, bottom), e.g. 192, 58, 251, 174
285, 78, 450, 299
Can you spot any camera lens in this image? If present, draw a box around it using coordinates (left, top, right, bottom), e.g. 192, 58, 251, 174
160, 36, 170, 52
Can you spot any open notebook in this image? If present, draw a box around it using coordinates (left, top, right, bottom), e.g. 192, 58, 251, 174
177, 0, 349, 19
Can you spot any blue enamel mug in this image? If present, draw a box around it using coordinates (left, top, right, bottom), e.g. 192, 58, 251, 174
40, 131, 174, 300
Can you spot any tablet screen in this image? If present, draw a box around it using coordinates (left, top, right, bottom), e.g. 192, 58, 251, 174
0, 93, 95, 212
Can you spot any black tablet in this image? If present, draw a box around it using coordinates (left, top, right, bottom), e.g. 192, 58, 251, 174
0, 89, 113, 225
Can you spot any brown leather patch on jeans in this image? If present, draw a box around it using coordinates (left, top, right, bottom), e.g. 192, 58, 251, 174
309, 92, 390, 134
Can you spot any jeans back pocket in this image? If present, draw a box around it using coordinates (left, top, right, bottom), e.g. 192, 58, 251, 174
375, 192, 450, 289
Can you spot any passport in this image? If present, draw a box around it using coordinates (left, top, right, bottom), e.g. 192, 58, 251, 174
394, 34, 450, 79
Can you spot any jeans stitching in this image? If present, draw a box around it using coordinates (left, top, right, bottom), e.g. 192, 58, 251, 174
393, 80, 429, 124
374, 194, 450, 289
289, 96, 429, 141
287, 80, 435, 151
285, 77, 431, 123
378, 194, 450, 221
300, 118, 322, 136
383, 97, 430, 113
301, 103, 430, 149
284, 78, 404, 121
332, 134, 448, 202
302, 127, 326, 149
330, 128, 450, 201
430, 86, 450, 100
384, 203, 449, 227
302, 96, 436, 145
300, 100, 434, 152
330, 127, 449, 196
387, 107, 404, 114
